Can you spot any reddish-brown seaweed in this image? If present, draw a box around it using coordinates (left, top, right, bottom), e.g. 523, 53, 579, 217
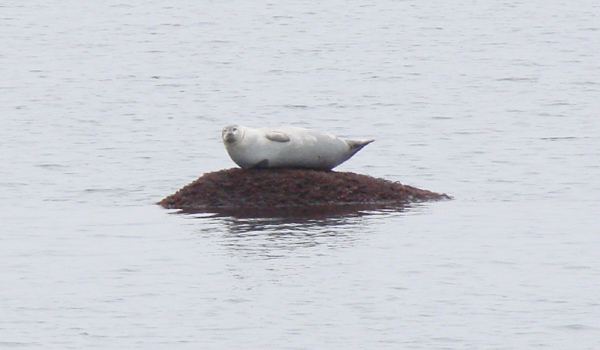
158, 168, 451, 211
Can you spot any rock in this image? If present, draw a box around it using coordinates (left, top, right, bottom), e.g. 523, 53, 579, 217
158, 168, 451, 217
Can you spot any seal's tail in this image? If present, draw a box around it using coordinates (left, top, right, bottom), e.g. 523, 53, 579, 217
346, 139, 374, 155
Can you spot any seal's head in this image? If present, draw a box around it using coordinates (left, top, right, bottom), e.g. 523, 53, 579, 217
222, 125, 243, 145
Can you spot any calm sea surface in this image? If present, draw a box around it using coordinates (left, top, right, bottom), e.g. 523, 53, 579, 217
2, 1, 600, 349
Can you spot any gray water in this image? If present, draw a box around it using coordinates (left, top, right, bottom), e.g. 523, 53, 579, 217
2, 1, 600, 349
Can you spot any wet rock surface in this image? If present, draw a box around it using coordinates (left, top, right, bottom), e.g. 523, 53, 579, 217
158, 168, 451, 216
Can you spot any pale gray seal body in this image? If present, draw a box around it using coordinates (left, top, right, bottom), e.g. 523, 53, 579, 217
222, 125, 374, 170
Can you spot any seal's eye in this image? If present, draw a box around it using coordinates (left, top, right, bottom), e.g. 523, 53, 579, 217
232, 127, 237, 132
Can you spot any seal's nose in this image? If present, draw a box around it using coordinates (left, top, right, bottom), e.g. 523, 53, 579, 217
224, 132, 236, 143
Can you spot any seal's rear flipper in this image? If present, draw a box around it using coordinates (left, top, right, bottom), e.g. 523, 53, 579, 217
346, 139, 374, 154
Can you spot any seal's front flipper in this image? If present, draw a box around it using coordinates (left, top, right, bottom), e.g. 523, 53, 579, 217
251, 159, 270, 168
265, 131, 291, 143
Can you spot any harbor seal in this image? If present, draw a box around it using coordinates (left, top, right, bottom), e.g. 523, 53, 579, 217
222, 125, 374, 170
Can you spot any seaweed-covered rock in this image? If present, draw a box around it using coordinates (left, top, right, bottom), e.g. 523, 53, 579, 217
159, 168, 450, 213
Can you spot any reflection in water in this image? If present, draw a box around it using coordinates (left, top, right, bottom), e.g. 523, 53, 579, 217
179, 204, 408, 258
176, 202, 408, 220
